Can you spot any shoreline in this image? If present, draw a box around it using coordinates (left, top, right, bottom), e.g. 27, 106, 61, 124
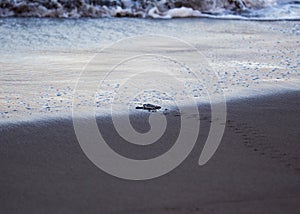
1, 19, 299, 128
1, 90, 299, 213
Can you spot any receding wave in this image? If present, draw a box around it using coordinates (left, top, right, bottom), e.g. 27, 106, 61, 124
0, 0, 299, 20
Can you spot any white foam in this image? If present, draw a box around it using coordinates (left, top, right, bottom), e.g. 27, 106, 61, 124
148, 7, 202, 19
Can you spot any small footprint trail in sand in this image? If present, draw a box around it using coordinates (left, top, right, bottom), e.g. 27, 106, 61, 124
228, 120, 300, 174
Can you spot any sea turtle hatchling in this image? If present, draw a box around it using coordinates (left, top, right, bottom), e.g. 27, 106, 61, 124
136, 104, 162, 112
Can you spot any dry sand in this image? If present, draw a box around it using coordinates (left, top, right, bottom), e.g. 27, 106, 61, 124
0, 90, 299, 214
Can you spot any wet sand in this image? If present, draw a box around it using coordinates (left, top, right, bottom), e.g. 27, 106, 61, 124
0, 91, 299, 214
1, 19, 299, 123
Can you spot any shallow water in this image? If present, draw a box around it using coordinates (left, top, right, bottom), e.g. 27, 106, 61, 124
0, 18, 299, 123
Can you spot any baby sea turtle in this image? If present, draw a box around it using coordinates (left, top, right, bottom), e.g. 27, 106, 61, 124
136, 104, 161, 112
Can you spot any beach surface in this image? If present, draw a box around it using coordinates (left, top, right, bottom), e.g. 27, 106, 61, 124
0, 17, 300, 213
0, 19, 299, 122
0, 91, 299, 213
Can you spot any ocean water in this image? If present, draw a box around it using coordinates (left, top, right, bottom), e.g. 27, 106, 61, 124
0, 13, 299, 123
0, 0, 299, 20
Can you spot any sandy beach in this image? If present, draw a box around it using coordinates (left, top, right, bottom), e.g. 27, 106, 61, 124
0, 7, 300, 212
0, 91, 299, 213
